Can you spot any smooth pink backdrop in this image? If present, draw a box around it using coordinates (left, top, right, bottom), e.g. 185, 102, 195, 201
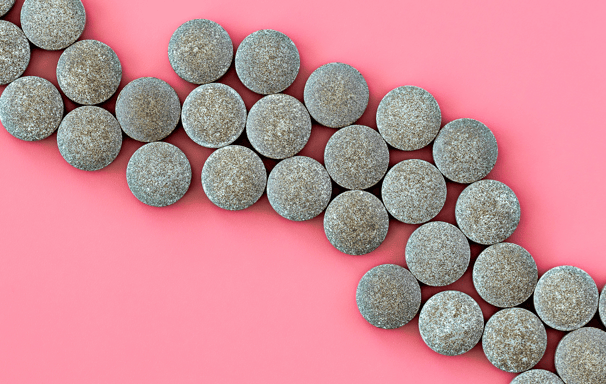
1, 0, 605, 383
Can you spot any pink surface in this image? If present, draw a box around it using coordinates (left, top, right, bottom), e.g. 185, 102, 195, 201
1, 0, 605, 383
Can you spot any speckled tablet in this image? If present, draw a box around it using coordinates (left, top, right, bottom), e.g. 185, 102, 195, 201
601, 285, 606, 328
246, 93, 311, 159
0, 0, 15, 17
57, 106, 122, 171
235, 29, 299, 94
555, 327, 606, 384
382, 159, 446, 224
455, 179, 520, 245
0, 21, 30, 85
267, 156, 332, 221
304, 62, 369, 128
168, 19, 233, 85
324, 125, 389, 190
356, 264, 421, 329
510, 370, 564, 384
377, 86, 441, 151
534, 265, 599, 331
324, 190, 389, 255
201, 145, 267, 211
433, 118, 498, 183
0, 76, 63, 141
20, 0, 86, 50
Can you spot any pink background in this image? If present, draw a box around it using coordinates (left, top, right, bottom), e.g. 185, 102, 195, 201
1, 0, 605, 383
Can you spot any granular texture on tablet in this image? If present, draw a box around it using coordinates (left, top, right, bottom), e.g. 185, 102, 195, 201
246, 93, 311, 159
324, 125, 389, 190
182, 83, 246, 148
601, 285, 606, 328
534, 265, 598, 331
511, 370, 564, 384
0, 21, 30, 85
356, 264, 421, 329
235, 29, 299, 94
20, 0, 86, 50
202, 145, 267, 211
0, 76, 63, 141
57, 106, 122, 171
419, 291, 484, 356
433, 118, 498, 183
304, 62, 369, 128
377, 86, 441, 151
168, 19, 233, 85
324, 190, 389, 255
473, 242, 538, 308
116, 77, 181, 142
267, 156, 332, 221
126, 142, 192, 207
482, 308, 547, 373
382, 159, 447, 224
555, 327, 606, 384
455, 179, 520, 245
405, 221, 470, 287
56, 40, 122, 105
0, 0, 15, 17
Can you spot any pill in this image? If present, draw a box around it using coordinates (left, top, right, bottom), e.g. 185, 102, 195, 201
600, 285, 605, 328
20, 0, 86, 50
510, 370, 564, 384
0, 21, 30, 85
555, 327, 606, 384
0, 0, 15, 17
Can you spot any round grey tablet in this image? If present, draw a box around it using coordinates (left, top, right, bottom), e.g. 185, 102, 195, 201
600, 285, 606, 328
126, 142, 192, 207
20, 0, 86, 51
201, 145, 267, 211
235, 29, 299, 95
246, 93, 311, 159
0, 0, 15, 17
433, 118, 498, 184
455, 179, 520, 245
0, 76, 63, 141
356, 264, 421, 329
182, 83, 246, 148
116, 77, 181, 142
267, 156, 332, 221
377, 86, 441, 151
473, 242, 538, 308
324, 190, 389, 255
382, 159, 446, 224
324, 125, 389, 190
304, 62, 369, 128
419, 291, 484, 356
57, 106, 122, 171
405, 221, 470, 287
0, 21, 30, 85
168, 19, 233, 85
511, 370, 564, 384
555, 327, 606, 384
534, 265, 599, 331
482, 308, 547, 373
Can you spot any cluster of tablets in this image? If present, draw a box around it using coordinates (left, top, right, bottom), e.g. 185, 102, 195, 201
0, 1, 605, 383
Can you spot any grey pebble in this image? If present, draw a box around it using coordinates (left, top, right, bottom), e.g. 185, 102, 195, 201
601, 284, 606, 328
381, 159, 446, 224
246, 93, 311, 159
235, 29, 299, 95
555, 327, 606, 384
419, 291, 484, 356
482, 307, 547, 373
356, 264, 421, 329
433, 118, 498, 184
405, 221, 470, 287
534, 265, 598, 331
20, 0, 86, 51
115, 77, 181, 142
0, 76, 63, 141
511, 370, 564, 384
182, 83, 246, 148
473, 242, 538, 308
0, 0, 15, 17
324, 190, 389, 255
201, 145, 267, 211
168, 19, 233, 85
324, 125, 389, 190
377, 86, 441, 151
267, 156, 332, 221
57, 106, 122, 171
304, 62, 369, 128
0, 21, 30, 85
126, 142, 192, 207
455, 179, 520, 245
